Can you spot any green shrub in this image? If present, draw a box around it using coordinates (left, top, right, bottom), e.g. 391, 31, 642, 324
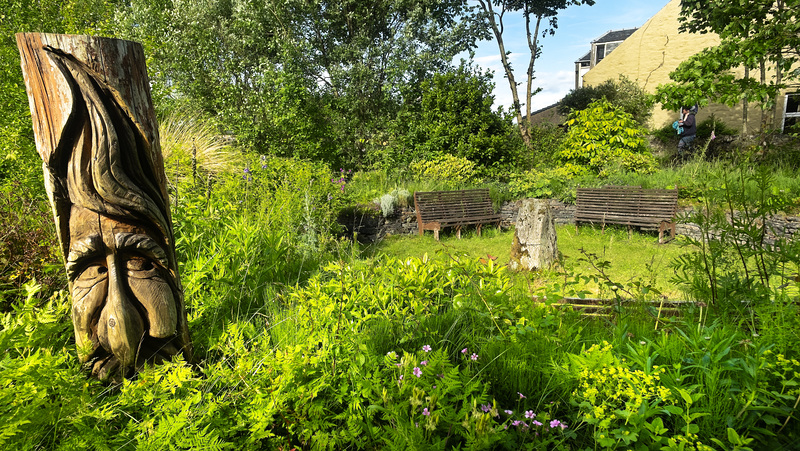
557, 98, 653, 176
507, 166, 575, 201
390, 66, 514, 169
559, 76, 655, 127
410, 154, 478, 185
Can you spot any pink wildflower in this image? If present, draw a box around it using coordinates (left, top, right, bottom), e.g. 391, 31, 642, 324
413, 367, 422, 377
422, 345, 432, 352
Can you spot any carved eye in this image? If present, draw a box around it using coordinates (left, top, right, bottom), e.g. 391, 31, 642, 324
73, 263, 108, 286
126, 257, 160, 279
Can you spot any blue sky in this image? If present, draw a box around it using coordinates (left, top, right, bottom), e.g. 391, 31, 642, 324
464, 0, 670, 112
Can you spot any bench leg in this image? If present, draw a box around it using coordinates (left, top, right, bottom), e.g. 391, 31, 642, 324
476, 224, 482, 237
456, 226, 461, 240
434, 229, 439, 241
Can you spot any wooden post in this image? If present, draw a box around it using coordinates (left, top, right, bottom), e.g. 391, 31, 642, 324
16, 33, 192, 380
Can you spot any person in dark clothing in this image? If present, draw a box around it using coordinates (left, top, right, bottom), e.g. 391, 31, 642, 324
677, 106, 696, 154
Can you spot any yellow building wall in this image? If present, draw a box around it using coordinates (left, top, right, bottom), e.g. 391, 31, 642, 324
582, 0, 778, 132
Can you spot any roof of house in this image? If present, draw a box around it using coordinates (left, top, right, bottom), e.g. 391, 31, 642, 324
575, 51, 591, 63
592, 28, 638, 44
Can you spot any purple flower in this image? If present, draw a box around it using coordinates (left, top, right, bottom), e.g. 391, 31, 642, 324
470, 353, 478, 361
399, 375, 404, 381
518, 392, 526, 399
550, 420, 566, 429
413, 367, 422, 377
420, 360, 428, 366
461, 348, 468, 354
244, 167, 251, 173
481, 404, 492, 413
422, 408, 430, 416
261, 164, 267, 169
532, 420, 542, 427
504, 410, 513, 415
432, 385, 437, 389
512, 420, 521, 427
524, 410, 535, 419
422, 345, 432, 352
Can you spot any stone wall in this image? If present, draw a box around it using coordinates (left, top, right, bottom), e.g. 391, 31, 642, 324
346, 199, 800, 244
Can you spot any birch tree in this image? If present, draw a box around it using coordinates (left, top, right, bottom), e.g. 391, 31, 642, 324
476, 0, 595, 144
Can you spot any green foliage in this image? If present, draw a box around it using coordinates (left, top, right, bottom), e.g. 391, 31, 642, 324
410, 154, 479, 186
0, 181, 63, 310
670, 164, 798, 310
559, 76, 655, 126
392, 66, 514, 169
507, 166, 577, 202
557, 98, 655, 175
568, 341, 674, 449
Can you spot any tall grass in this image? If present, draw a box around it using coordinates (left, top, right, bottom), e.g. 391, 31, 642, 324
159, 110, 243, 181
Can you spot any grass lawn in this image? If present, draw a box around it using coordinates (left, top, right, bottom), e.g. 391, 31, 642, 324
368, 223, 688, 299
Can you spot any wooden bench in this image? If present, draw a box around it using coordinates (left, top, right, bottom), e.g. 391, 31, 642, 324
414, 189, 502, 240
575, 186, 679, 243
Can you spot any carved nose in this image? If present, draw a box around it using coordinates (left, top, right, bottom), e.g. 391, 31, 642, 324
98, 259, 144, 367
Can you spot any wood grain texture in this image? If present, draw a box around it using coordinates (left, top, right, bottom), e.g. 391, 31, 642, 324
17, 33, 191, 380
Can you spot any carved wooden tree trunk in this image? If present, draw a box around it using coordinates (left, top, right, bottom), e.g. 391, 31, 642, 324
16, 33, 192, 380
509, 199, 558, 271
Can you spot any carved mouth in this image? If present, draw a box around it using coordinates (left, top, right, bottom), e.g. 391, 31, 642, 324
85, 335, 184, 381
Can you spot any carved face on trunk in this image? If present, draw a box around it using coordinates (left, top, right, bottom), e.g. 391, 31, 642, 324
67, 206, 179, 379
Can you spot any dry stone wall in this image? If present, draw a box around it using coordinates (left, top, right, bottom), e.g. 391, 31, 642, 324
340, 199, 800, 244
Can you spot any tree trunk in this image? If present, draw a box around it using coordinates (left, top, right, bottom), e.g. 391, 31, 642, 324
477, 0, 529, 146
510, 199, 558, 271
16, 33, 192, 381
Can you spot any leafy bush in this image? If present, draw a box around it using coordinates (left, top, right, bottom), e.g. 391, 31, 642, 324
559, 76, 655, 126
391, 66, 514, 168
410, 154, 479, 185
507, 166, 576, 201
557, 98, 654, 176
568, 341, 674, 449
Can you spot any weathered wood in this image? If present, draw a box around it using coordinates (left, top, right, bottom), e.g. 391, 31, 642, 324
575, 186, 678, 243
16, 33, 192, 380
413, 189, 501, 240
510, 199, 558, 271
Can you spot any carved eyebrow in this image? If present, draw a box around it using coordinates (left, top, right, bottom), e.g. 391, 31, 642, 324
66, 234, 103, 276
115, 233, 169, 268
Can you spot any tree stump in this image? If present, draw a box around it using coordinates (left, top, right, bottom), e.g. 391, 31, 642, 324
509, 199, 558, 271
16, 33, 192, 380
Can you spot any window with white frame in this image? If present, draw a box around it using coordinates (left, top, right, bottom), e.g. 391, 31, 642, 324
783, 93, 800, 133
